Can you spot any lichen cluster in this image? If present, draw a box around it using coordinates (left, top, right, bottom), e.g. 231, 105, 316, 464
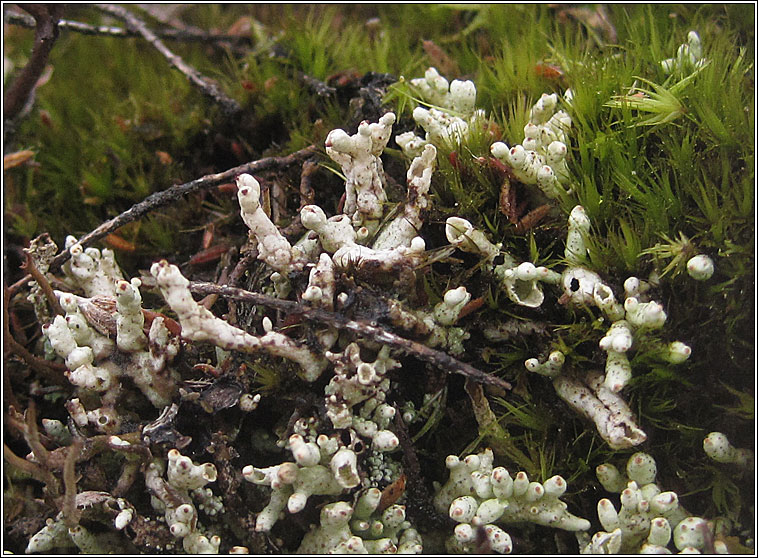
4, 7, 753, 555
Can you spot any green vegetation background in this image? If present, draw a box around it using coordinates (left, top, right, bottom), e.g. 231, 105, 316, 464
3, 4, 755, 554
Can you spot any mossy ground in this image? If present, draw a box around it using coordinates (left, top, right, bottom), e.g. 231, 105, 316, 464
3, 4, 754, 554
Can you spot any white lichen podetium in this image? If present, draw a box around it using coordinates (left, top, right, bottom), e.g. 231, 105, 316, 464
581, 451, 730, 554
496, 261, 562, 309
325, 112, 396, 238
433, 448, 590, 554
445, 215, 563, 309
150, 260, 327, 382
43, 242, 181, 407
61, 235, 125, 297
409, 66, 477, 115
564, 205, 591, 266
236, 173, 308, 273
301, 203, 427, 273
433, 286, 471, 326
372, 143, 436, 251
25, 512, 130, 554
296, 496, 423, 554
115, 278, 147, 352
323, 342, 400, 444
43, 314, 115, 393
302, 141, 435, 275
703, 432, 754, 470
686, 254, 715, 281
145, 449, 221, 554
396, 66, 485, 156
490, 92, 572, 199
560, 206, 627, 319
525, 350, 565, 378
553, 372, 647, 450
661, 30, 705, 75
241, 433, 349, 531
598, 320, 634, 393
445, 216, 503, 263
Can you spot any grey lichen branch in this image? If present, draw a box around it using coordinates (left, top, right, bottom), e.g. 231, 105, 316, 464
188, 281, 512, 390
94, 3, 242, 115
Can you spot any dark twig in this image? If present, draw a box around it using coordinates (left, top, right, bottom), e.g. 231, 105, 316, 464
3, 286, 68, 384
297, 71, 336, 98
392, 406, 447, 529
4, 4, 65, 122
18, 401, 62, 498
280, 159, 319, 237
298, 159, 319, 209
21, 253, 64, 317
5, 10, 252, 45
46, 146, 316, 273
189, 281, 512, 390
62, 439, 84, 528
3, 443, 58, 490
95, 3, 241, 115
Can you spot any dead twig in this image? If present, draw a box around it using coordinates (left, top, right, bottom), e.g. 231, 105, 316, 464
392, 406, 446, 529
4, 4, 65, 122
280, 158, 320, 237
95, 3, 241, 115
3, 443, 59, 491
3, 286, 68, 384
21, 253, 64, 317
297, 71, 336, 98
189, 281, 512, 390
4, 10, 252, 45
44, 146, 316, 274
464, 378, 537, 476
62, 439, 84, 528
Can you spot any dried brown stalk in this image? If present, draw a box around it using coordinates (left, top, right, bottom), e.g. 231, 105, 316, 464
21, 252, 64, 317
5, 10, 252, 46
44, 145, 316, 274
4, 4, 64, 121
62, 439, 84, 528
3, 443, 58, 489
95, 3, 241, 115
3, 286, 67, 384
464, 378, 537, 475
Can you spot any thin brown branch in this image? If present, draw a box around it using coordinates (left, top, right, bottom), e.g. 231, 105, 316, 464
464, 378, 537, 476
189, 281, 512, 390
6, 274, 32, 298
43, 431, 141, 471
4, 10, 252, 45
392, 406, 446, 529
23, 401, 50, 464
62, 439, 84, 528
47, 146, 317, 273
17, 401, 62, 497
113, 461, 140, 498
4, 4, 64, 121
3, 443, 57, 488
95, 3, 241, 115
4, 285, 68, 384
21, 253, 64, 317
